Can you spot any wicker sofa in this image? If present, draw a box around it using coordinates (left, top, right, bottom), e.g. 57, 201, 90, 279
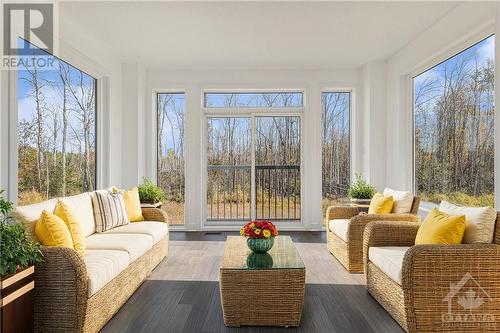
11, 190, 169, 333
363, 218, 500, 332
326, 197, 420, 273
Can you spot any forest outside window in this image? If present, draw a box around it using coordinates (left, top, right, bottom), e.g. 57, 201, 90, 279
413, 35, 494, 207
157, 93, 185, 225
17, 44, 97, 205
321, 92, 351, 214
204, 92, 303, 108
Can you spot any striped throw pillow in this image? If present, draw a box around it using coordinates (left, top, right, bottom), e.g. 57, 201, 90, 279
92, 192, 129, 232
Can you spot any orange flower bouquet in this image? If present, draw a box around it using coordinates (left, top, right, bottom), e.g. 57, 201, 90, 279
240, 220, 278, 253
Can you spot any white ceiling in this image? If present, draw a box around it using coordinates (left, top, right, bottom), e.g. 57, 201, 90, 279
61, 1, 459, 70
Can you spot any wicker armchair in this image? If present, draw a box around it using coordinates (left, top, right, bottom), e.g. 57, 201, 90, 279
326, 197, 420, 273
363, 218, 500, 332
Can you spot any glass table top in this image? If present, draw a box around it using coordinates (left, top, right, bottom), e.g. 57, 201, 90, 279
221, 236, 305, 270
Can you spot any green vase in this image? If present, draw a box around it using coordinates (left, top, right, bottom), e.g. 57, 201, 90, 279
246, 252, 274, 269
247, 237, 274, 253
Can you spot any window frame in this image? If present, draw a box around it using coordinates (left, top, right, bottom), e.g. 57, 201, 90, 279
11, 41, 99, 203
410, 33, 495, 201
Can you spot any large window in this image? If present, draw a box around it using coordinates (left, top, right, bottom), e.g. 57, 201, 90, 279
157, 93, 185, 225
17, 49, 97, 205
414, 35, 494, 207
321, 92, 351, 214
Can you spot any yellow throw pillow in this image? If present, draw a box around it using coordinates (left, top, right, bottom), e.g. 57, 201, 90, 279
35, 211, 74, 248
54, 201, 85, 256
368, 193, 394, 214
415, 208, 465, 245
117, 187, 144, 222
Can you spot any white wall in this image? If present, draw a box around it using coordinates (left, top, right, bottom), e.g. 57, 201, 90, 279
143, 68, 377, 230
121, 63, 146, 188
362, 61, 387, 191
385, 2, 498, 200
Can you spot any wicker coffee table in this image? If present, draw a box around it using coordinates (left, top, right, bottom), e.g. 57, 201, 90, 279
219, 236, 306, 327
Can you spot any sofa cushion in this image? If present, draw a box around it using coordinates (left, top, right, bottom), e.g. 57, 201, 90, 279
383, 188, 414, 214
439, 201, 497, 244
103, 222, 168, 244
368, 246, 410, 285
35, 211, 74, 248
368, 193, 394, 214
59, 193, 95, 237
54, 201, 86, 256
328, 219, 350, 242
84, 249, 130, 297
415, 208, 465, 245
12, 199, 58, 241
92, 192, 129, 232
85, 233, 152, 261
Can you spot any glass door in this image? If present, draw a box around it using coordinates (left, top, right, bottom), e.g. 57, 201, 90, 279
206, 117, 252, 221
255, 116, 301, 220
206, 115, 301, 223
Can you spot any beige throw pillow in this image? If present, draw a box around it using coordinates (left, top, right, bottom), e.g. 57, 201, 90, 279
92, 192, 129, 232
439, 200, 496, 243
383, 188, 414, 214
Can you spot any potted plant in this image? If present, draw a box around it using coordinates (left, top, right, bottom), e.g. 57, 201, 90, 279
138, 178, 165, 206
0, 190, 42, 277
240, 220, 278, 253
347, 174, 376, 205
1, 190, 42, 333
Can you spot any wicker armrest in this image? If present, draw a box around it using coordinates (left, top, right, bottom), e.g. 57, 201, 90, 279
35, 247, 88, 332
352, 213, 420, 225
326, 206, 359, 221
142, 207, 169, 224
402, 244, 500, 332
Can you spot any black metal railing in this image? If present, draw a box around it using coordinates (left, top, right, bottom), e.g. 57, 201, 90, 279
207, 165, 300, 221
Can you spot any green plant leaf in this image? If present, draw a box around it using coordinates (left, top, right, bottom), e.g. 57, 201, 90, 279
347, 174, 376, 199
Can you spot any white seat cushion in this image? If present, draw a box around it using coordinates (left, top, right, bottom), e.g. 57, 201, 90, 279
439, 201, 497, 243
84, 250, 130, 297
59, 192, 95, 237
103, 222, 168, 244
328, 219, 350, 242
383, 188, 414, 214
85, 233, 153, 261
368, 246, 410, 285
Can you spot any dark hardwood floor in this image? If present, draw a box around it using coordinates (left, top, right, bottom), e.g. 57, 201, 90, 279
101, 232, 403, 333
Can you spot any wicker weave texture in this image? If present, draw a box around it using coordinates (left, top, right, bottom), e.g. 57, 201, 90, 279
326, 212, 420, 274
220, 269, 305, 327
327, 230, 357, 272
364, 218, 500, 333
326, 206, 359, 221
402, 244, 500, 332
34, 247, 88, 333
142, 207, 169, 223
367, 262, 407, 331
